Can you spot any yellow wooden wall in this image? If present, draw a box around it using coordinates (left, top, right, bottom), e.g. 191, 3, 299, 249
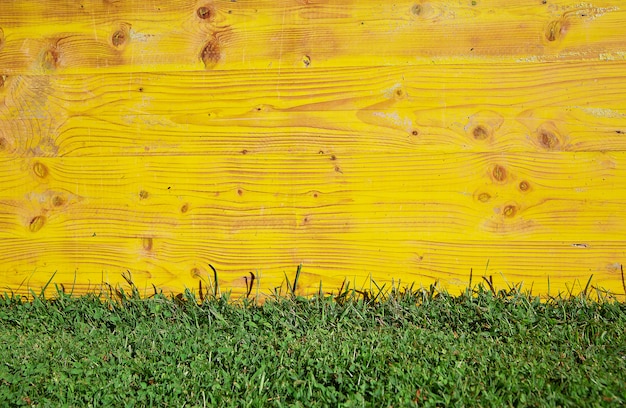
1, 0, 625, 299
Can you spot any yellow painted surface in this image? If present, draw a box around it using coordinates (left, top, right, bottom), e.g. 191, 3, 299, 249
1, 1, 625, 299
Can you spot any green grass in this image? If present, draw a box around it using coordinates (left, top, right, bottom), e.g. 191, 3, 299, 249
0, 281, 625, 407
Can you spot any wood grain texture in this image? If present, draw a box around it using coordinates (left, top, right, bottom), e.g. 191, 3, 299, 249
0, 1, 625, 73
1, 63, 626, 158
1, 1, 625, 299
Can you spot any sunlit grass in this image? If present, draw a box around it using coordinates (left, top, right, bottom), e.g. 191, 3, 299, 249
0, 270, 625, 407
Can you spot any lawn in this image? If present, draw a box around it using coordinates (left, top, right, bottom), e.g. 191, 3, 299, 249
1, 281, 625, 407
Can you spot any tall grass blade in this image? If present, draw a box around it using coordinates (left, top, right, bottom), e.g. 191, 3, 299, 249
293, 264, 302, 295
245, 272, 255, 299
583, 274, 593, 297
209, 264, 220, 297
619, 264, 626, 296
284, 272, 293, 297
70, 270, 77, 297
482, 275, 496, 296
39, 271, 57, 299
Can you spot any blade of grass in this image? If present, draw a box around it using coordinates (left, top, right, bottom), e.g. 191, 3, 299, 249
255, 270, 261, 304
17, 269, 37, 295
121, 270, 133, 287
582, 275, 593, 297
619, 264, 626, 296
565, 282, 573, 299
122, 270, 141, 298
209, 264, 220, 297
482, 275, 496, 296
39, 271, 57, 299
546, 275, 551, 302
499, 271, 514, 293
283, 272, 293, 297
293, 264, 302, 295
245, 272, 255, 299
371, 279, 387, 303
70, 270, 77, 297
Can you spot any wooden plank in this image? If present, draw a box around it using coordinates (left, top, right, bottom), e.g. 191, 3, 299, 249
3, 153, 626, 242
1, 237, 623, 299
1, 153, 625, 298
1, 1, 625, 73
2, 63, 626, 158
